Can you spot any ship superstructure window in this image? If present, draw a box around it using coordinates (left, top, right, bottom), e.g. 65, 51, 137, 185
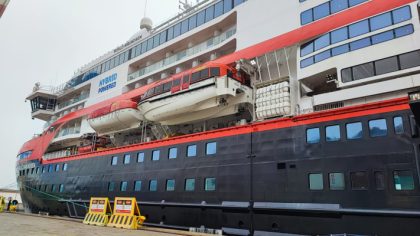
370, 12, 392, 31
42, 167, 46, 173
137, 152, 145, 163
124, 154, 131, 164
108, 182, 115, 192
36, 167, 40, 174
393, 6, 412, 24
393, 117, 404, 134
51, 185, 57, 192
111, 156, 118, 166
185, 179, 195, 191
329, 173, 345, 190
166, 179, 175, 191
149, 180, 158, 191
205, 178, 216, 191
309, 173, 324, 190
394, 170, 414, 190
134, 181, 142, 192
48, 165, 53, 173
55, 164, 60, 172
306, 128, 320, 144
168, 148, 177, 159
187, 145, 197, 157
63, 163, 68, 171
206, 142, 217, 155
152, 150, 160, 161
349, 19, 369, 38
120, 181, 128, 192
374, 171, 386, 190
350, 171, 368, 190
369, 119, 388, 137
59, 184, 64, 193
326, 125, 341, 142
346, 122, 363, 140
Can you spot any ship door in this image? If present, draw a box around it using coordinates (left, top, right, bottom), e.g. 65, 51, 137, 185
182, 74, 190, 90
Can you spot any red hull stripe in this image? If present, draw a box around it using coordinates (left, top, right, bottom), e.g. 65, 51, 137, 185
38, 97, 409, 165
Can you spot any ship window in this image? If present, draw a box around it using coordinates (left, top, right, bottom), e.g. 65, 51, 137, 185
59, 184, 65, 193
394, 170, 415, 190
374, 171, 386, 190
350, 38, 371, 51
223, 0, 233, 13
191, 71, 200, 82
187, 145, 197, 157
350, 171, 368, 190
189, 14, 197, 30
210, 67, 220, 77
233, 0, 244, 7
141, 41, 147, 54
331, 0, 348, 14
163, 82, 172, 92
392, 6, 411, 24
371, 31, 394, 45
167, 27, 174, 41
200, 69, 209, 79
215, 1, 224, 18
44, 185, 48, 192
314, 34, 330, 51
36, 167, 40, 174
108, 182, 115, 192
48, 165, 53, 173
313, 2, 330, 21
399, 49, 420, 70
374, 56, 398, 75
137, 152, 145, 163
120, 181, 128, 192
168, 147, 177, 159
349, 20, 369, 38
149, 180, 158, 191
300, 41, 314, 57
173, 79, 181, 86
55, 164, 60, 172
42, 166, 46, 173
301, 9, 313, 25
349, 0, 367, 7
309, 173, 324, 190
197, 10, 206, 26
352, 62, 374, 80
306, 128, 320, 144
124, 154, 131, 164
205, 177, 216, 191
369, 119, 388, 137
111, 156, 118, 166
314, 50, 331, 63
346, 122, 363, 140
185, 179, 195, 191
181, 19, 189, 34
182, 75, 189, 84
326, 125, 341, 142
134, 181, 142, 192
393, 116, 404, 134
205, 5, 214, 23
166, 179, 175, 191
331, 44, 349, 56
146, 38, 153, 51
153, 34, 160, 48
206, 142, 217, 155
394, 24, 414, 38
300, 57, 314, 68
154, 85, 163, 94
152, 150, 160, 161
159, 31, 167, 45
370, 12, 392, 31
329, 173, 345, 190
331, 27, 348, 44
63, 163, 68, 171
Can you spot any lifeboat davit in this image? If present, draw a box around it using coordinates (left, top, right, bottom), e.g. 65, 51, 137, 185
88, 100, 144, 135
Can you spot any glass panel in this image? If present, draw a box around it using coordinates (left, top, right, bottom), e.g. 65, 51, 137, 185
197, 10, 206, 26
331, 27, 348, 44
314, 34, 330, 51
331, 0, 348, 14
159, 31, 167, 44
55, 164, 60, 172
149, 180, 157, 191
301, 9, 313, 25
399, 50, 420, 70
63, 163, 68, 171
146, 38, 153, 51
215, 1, 224, 18
134, 181, 142, 192
394, 170, 415, 190
371, 31, 394, 45
152, 150, 160, 161
300, 41, 314, 57
351, 171, 368, 190
370, 12, 392, 31
185, 179, 195, 191
189, 14, 197, 30
346, 122, 363, 139
137, 152, 145, 163
205, 5, 214, 23
48, 165, 53, 172
369, 119, 388, 137
349, 20, 369, 38
349, 0, 367, 7
306, 128, 320, 144
59, 184, 64, 193
224, 0, 233, 13
350, 38, 371, 51
329, 173, 345, 190
331, 44, 349, 56
168, 148, 177, 159
120, 181, 128, 191
314, 50, 331, 63
374, 171, 386, 190
300, 57, 314, 68
181, 19, 189, 34
166, 179, 175, 191
374, 56, 399, 75
124, 154, 131, 164
205, 178, 216, 191
393, 116, 404, 134
173, 23, 181, 38
206, 142, 217, 155
141, 41, 147, 54
392, 6, 411, 24
108, 182, 115, 192
309, 173, 324, 190
187, 145, 197, 157
313, 2, 330, 21
394, 24, 414, 38
326, 125, 341, 142
352, 62, 374, 80
233, 0, 243, 7
167, 27, 174, 41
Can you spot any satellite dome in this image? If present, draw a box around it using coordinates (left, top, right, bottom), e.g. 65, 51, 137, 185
140, 17, 153, 31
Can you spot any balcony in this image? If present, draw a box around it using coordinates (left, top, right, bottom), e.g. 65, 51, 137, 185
57, 92, 89, 110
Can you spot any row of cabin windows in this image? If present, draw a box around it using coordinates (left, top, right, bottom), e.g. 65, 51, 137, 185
309, 170, 415, 191
111, 142, 217, 166
19, 163, 68, 176
300, 6, 412, 57
300, 0, 369, 25
108, 178, 216, 192
307, 117, 404, 144
35, 184, 65, 193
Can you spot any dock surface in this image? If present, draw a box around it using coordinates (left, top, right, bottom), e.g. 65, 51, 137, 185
0, 213, 208, 236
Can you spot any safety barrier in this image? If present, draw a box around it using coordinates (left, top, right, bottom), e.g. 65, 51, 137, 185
83, 197, 112, 227
0, 196, 5, 213
107, 197, 146, 230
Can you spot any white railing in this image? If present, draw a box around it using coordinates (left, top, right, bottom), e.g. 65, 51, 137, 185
43, 149, 73, 160
57, 92, 89, 110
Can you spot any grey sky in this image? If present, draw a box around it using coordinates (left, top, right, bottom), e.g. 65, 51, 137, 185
0, 0, 179, 188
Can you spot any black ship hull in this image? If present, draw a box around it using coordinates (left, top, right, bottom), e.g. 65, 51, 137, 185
17, 108, 420, 235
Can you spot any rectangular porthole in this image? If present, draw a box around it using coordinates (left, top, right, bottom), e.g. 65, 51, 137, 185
187, 145, 197, 157
206, 142, 217, 155
346, 122, 363, 140
152, 150, 160, 161
168, 148, 177, 159
306, 128, 320, 144
166, 179, 175, 191
309, 173, 324, 190
393, 116, 404, 134
329, 173, 345, 190
326, 125, 341, 142
111, 156, 118, 166
124, 154, 131, 164
108, 182, 115, 192
137, 152, 145, 163
120, 181, 128, 192
149, 180, 158, 191
369, 119, 388, 137
205, 178, 216, 191
394, 170, 415, 190
185, 178, 195, 191
134, 181, 142, 192
350, 171, 368, 190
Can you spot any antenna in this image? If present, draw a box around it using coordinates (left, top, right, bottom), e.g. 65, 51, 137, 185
144, 0, 148, 17
178, 0, 193, 12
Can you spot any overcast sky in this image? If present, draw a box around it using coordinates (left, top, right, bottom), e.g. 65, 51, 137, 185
0, 0, 179, 189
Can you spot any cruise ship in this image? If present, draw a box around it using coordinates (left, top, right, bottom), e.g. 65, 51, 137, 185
16, 0, 420, 235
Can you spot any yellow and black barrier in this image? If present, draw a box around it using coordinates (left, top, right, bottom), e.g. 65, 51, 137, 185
0, 196, 5, 213
83, 197, 112, 227
107, 197, 146, 230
